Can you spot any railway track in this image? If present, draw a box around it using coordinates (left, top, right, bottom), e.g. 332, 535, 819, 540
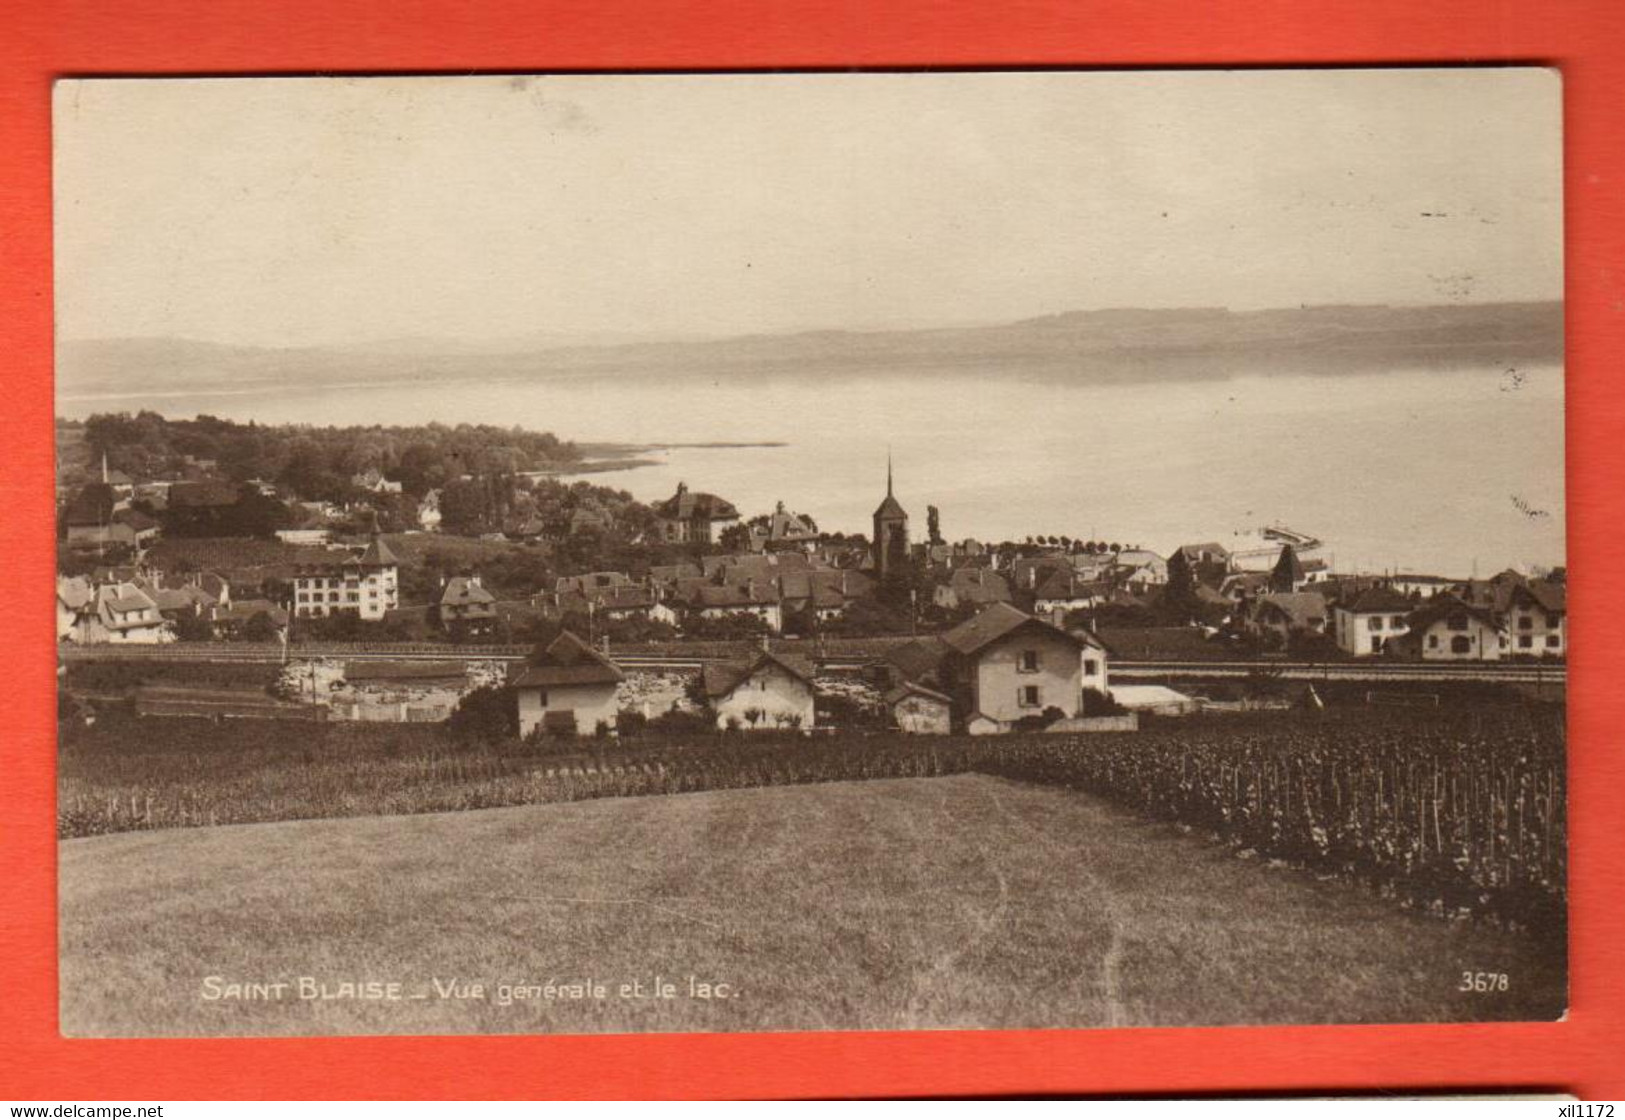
56, 643, 1566, 684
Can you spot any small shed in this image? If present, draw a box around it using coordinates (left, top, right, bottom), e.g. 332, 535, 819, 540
886, 681, 953, 735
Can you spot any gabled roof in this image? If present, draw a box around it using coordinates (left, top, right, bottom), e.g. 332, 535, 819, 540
1032, 570, 1107, 602
656, 484, 739, 522
940, 602, 1098, 656
696, 582, 778, 609
702, 649, 817, 699
211, 599, 288, 625
884, 636, 951, 683
1342, 586, 1415, 613
1407, 595, 1504, 634
512, 630, 624, 689
440, 576, 497, 607
885, 681, 953, 707
1253, 591, 1329, 629
945, 566, 1011, 604
99, 582, 157, 615
149, 586, 215, 613
589, 584, 658, 611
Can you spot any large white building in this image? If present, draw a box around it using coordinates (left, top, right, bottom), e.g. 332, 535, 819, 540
292, 538, 400, 621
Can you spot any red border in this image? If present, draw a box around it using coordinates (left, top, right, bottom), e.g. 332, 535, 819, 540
4, 0, 1623, 1100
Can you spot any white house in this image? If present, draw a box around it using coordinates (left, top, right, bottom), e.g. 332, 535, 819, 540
80, 582, 173, 644
511, 631, 625, 737
702, 650, 816, 731
1499, 579, 1566, 657
1331, 586, 1415, 657
939, 603, 1108, 735
1406, 597, 1505, 662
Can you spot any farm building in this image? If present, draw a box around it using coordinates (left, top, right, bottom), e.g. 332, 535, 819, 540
703, 649, 817, 732
938, 603, 1108, 735
511, 631, 625, 737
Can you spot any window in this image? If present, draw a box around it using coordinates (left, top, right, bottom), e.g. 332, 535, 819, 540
1370, 636, 1385, 653
1427, 634, 1439, 649
1019, 649, 1040, 673
1519, 615, 1533, 630
1451, 636, 1472, 654
1019, 685, 1040, 708
534, 688, 548, 706
1391, 617, 1406, 629
1519, 635, 1533, 649
1369, 617, 1384, 632
1546, 613, 1560, 628
1083, 658, 1099, 677
1547, 634, 1561, 648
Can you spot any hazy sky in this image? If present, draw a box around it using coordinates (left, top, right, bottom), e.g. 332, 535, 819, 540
54, 69, 1562, 348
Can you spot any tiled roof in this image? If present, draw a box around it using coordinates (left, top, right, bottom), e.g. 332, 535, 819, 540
940, 603, 1096, 656
211, 599, 288, 626
1253, 591, 1329, 630
702, 650, 817, 698
1406, 595, 1504, 634
884, 637, 951, 683
947, 567, 1011, 604
885, 681, 953, 706
1343, 586, 1415, 613
511, 630, 624, 688
656, 485, 739, 522
440, 576, 497, 607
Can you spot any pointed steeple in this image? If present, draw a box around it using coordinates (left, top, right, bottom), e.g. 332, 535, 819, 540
886, 447, 893, 498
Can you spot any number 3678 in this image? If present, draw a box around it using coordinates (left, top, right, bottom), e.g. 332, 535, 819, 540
1459, 971, 1510, 992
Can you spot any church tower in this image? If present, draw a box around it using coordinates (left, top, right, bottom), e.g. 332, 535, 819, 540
872, 452, 909, 581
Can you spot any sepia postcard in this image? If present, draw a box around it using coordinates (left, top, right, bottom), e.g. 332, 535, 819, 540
53, 70, 1567, 1038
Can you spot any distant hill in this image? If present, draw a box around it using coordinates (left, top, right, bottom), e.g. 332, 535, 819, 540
57, 301, 1563, 399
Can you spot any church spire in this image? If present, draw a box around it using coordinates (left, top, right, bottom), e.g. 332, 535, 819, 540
886, 448, 893, 498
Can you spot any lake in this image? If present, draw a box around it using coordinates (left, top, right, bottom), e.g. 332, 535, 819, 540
57, 363, 1566, 576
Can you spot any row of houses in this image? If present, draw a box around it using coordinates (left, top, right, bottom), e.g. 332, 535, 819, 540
1241, 568, 1566, 660
512, 602, 1113, 738
56, 570, 288, 644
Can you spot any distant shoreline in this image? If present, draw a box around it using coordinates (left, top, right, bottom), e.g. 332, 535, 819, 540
530, 441, 790, 478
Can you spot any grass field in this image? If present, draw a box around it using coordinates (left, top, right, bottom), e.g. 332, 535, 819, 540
59, 774, 1564, 1037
